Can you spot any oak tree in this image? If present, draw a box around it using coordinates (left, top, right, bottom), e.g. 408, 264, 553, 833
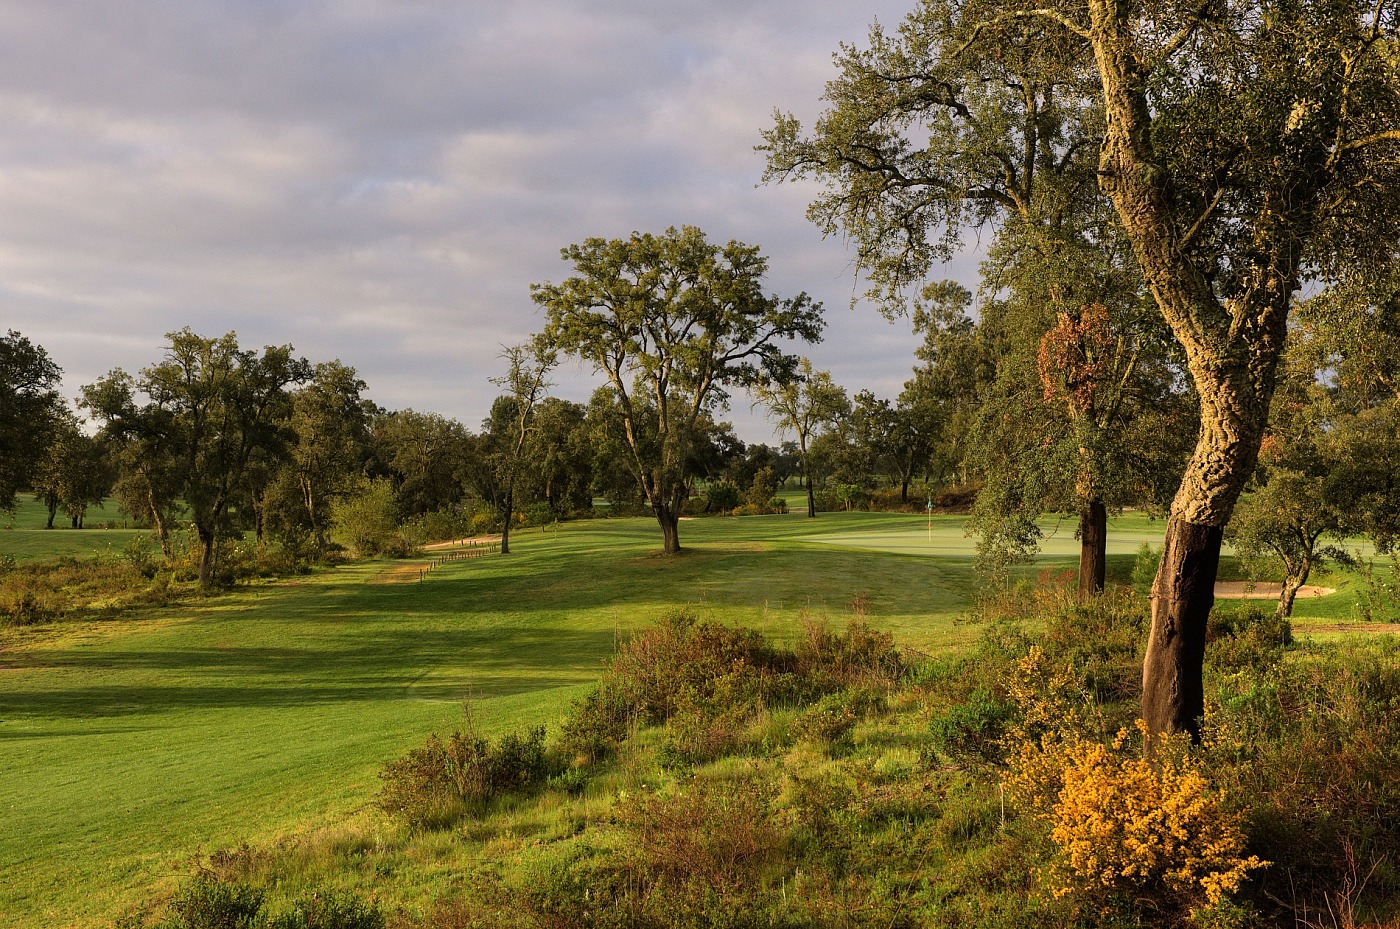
534, 227, 823, 553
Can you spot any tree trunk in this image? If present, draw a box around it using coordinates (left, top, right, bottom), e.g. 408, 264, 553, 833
1143, 518, 1223, 740
1077, 499, 1107, 598
1091, 0, 1306, 739
900, 476, 911, 503
197, 526, 216, 589
805, 472, 816, 518
45, 496, 57, 529
656, 504, 681, 554
1278, 558, 1310, 619
500, 498, 514, 555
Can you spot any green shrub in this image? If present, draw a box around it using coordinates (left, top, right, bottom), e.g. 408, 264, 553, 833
1206, 604, 1292, 673
1131, 542, 1161, 595
378, 721, 554, 829
261, 889, 383, 929
790, 690, 869, 749
559, 610, 798, 764
1205, 639, 1400, 920
794, 616, 903, 692
928, 688, 1015, 765
153, 876, 264, 929
704, 481, 742, 513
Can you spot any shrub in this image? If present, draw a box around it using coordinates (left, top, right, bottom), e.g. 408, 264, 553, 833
747, 467, 779, 511
468, 511, 500, 536
329, 479, 400, 557
615, 774, 782, 897
1204, 639, 1400, 918
704, 481, 742, 513
1206, 603, 1292, 673
149, 876, 264, 929
790, 689, 881, 749
1132, 542, 1162, 596
927, 688, 1015, 766
262, 890, 383, 929
378, 717, 554, 829
559, 610, 797, 764
1006, 722, 1267, 914
794, 616, 903, 692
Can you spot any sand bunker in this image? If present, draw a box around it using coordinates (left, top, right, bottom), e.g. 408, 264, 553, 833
1213, 581, 1336, 599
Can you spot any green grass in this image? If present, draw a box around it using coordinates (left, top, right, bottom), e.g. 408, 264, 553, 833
0, 507, 1383, 926
1, 497, 151, 563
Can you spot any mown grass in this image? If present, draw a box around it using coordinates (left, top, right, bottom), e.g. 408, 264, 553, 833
0, 507, 1387, 927
1, 497, 152, 563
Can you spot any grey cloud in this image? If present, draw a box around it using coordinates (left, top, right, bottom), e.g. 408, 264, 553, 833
1, 0, 953, 441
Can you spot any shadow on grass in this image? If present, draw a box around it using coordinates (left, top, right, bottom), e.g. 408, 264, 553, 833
0, 623, 614, 721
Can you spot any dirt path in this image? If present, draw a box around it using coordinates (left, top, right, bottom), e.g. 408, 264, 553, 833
368, 536, 503, 584
422, 535, 500, 551
369, 562, 430, 584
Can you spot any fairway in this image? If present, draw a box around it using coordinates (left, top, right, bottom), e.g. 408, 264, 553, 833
1, 498, 150, 564
0, 508, 1365, 926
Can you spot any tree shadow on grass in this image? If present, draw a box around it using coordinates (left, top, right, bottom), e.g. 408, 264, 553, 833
0, 623, 613, 722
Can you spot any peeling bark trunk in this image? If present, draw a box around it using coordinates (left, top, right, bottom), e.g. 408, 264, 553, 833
1144, 518, 1223, 740
1077, 499, 1107, 598
1088, 0, 1299, 736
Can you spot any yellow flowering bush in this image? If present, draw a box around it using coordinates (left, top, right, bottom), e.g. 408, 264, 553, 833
1007, 720, 1267, 910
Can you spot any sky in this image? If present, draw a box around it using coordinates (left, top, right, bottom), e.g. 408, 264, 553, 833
0, 0, 980, 443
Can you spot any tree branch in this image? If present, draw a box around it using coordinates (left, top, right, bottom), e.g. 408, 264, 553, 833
955, 9, 1090, 58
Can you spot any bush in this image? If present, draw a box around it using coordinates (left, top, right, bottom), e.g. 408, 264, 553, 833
704, 481, 742, 513
927, 689, 1015, 765
615, 774, 782, 898
262, 890, 383, 929
790, 689, 883, 749
1204, 639, 1400, 919
559, 610, 798, 764
148, 876, 264, 929
794, 616, 903, 692
378, 717, 554, 829
329, 479, 401, 557
1132, 542, 1162, 596
1006, 722, 1266, 916
1206, 604, 1292, 673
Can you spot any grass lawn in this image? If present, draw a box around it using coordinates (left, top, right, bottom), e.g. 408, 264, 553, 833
0, 506, 1385, 926
1, 497, 150, 563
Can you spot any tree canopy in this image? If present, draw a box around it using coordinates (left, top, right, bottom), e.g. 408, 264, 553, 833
533, 226, 824, 553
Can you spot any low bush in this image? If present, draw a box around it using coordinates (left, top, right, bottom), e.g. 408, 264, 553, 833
378, 716, 554, 829
790, 688, 885, 750
262, 890, 383, 929
558, 610, 799, 764
117, 875, 264, 929
1204, 639, 1400, 922
1205, 604, 1292, 673
927, 688, 1015, 766
794, 616, 903, 692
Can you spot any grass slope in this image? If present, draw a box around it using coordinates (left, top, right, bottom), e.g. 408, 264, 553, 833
0, 508, 1379, 926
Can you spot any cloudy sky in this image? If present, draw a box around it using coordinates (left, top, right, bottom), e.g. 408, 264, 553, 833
1, 0, 979, 442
